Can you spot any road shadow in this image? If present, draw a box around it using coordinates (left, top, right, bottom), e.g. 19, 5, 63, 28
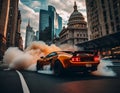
36, 71, 119, 83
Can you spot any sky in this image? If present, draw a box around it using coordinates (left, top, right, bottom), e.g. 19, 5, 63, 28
19, 0, 87, 46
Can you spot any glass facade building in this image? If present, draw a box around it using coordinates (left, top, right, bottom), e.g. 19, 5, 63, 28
39, 5, 62, 43
57, 16, 62, 37
39, 10, 49, 32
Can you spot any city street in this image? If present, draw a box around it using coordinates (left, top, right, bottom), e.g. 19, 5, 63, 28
0, 0, 120, 93
0, 61, 120, 93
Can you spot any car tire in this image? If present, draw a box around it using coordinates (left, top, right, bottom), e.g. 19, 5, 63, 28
36, 60, 42, 71
53, 60, 64, 76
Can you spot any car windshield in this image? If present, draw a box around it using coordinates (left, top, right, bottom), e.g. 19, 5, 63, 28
45, 52, 57, 58
73, 51, 95, 56
57, 51, 73, 55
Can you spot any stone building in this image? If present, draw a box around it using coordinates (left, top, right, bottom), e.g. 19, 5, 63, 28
86, 0, 120, 40
0, 0, 23, 60
15, 10, 23, 50
59, 2, 88, 45
6, 0, 19, 48
0, 0, 10, 59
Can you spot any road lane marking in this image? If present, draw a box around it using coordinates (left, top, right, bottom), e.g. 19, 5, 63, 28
16, 70, 30, 93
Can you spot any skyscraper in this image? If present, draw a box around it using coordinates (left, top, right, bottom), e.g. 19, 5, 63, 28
55, 15, 62, 37
86, 0, 120, 40
39, 9, 51, 42
36, 31, 39, 41
15, 10, 23, 50
6, 0, 19, 47
0, 0, 22, 59
0, 0, 10, 59
25, 20, 35, 48
39, 5, 62, 44
39, 10, 49, 33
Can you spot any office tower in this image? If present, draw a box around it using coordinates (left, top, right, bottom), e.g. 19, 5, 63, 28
25, 20, 35, 48
39, 5, 62, 44
0, 0, 22, 59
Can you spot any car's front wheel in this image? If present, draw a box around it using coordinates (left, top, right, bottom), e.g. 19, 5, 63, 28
53, 60, 64, 76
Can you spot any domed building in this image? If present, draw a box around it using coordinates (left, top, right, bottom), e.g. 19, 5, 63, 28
59, 1, 88, 45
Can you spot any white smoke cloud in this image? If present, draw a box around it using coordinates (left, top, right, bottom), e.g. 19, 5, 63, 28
3, 47, 24, 65
3, 41, 78, 71
92, 60, 116, 77
3, 41, 117, 77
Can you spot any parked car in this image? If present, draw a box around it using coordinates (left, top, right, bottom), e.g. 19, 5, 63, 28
36, 51, 100, 76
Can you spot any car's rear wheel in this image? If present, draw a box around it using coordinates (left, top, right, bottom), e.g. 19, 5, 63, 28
53, 60, 64, 76
36, 60, 42, 71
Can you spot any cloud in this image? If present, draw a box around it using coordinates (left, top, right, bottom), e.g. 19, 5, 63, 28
30, 1, 41, 8
30, 1, 41, 11
19, 0, 39, 47
19, 0, 87, 46
48, 0, 87, 26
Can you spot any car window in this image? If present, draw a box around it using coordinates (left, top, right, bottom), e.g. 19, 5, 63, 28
46, 52, 57, 58
74, 51, 94, 56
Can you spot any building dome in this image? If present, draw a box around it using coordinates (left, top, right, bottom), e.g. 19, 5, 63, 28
59, 1, 88, 45
68, 1, 86, 26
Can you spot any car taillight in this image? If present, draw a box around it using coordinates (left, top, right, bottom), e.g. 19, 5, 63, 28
94, 56, 99, 62
71, 57, 80, 62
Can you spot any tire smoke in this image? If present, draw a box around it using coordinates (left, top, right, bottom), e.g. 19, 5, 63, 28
3, 41, 117, 77
92, 59, 116, 76
3, 41, 78, 71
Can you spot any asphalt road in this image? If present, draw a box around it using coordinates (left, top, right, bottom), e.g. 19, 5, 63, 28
0, 62, 120, 93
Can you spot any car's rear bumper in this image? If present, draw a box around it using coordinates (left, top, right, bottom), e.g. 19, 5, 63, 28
66, 64, 98, 72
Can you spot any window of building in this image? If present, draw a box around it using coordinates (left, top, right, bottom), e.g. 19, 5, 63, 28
0, 0, 3, 16
90, 1, 94, 7
105, 24, 109, 34
117, 3, 119, 7
101, 0, 104, 4
103, 11, 107, 22
115, 16, 119, 23
113, 2, 118, 9
101, 0, 105, 9
111, 22, 115, 32
116, 25, 120, 31
83, 34, 85, 37
107, 1, 113, 20
114, 9, 118, 16
110, 12, 113, 20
